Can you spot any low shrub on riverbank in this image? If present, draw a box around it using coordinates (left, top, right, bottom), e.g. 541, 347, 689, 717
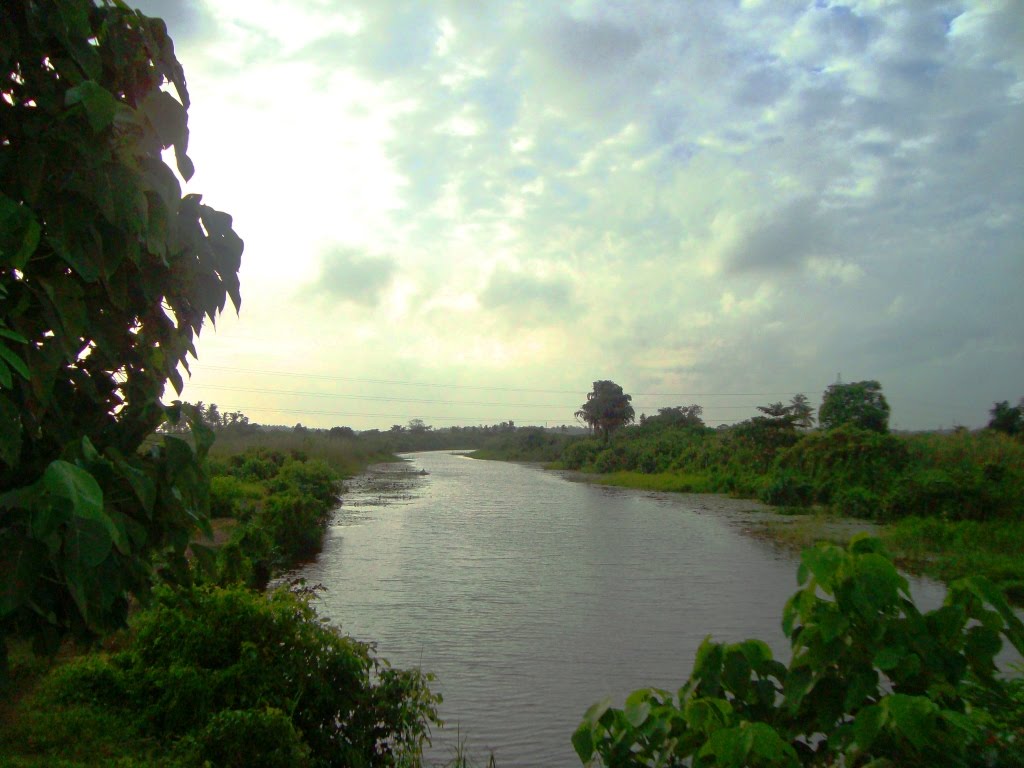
204, 449, 343, 587
2, 586, 440, 767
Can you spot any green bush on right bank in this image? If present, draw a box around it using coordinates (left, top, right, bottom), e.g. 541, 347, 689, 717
561, 423, 1024, 523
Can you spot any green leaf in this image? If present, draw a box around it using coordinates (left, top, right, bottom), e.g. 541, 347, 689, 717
800, 544, 844, 592
854, 704, 885, 750
883, 694, 937, 749
42, 461, 124, 551
624, 697, 651, 728
0, 195, 41, 268
0, 344, 30, 381
49, 0, 101, 79
65, 81, 119, 133
571, 722, 595, 762
66, 516, 112, 568
0, 533, 45, 617
873, 645, 902, 671
581, 696, 612, 727
0, 396, 22, 467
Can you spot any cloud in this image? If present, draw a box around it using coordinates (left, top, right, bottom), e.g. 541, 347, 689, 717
480, 268, 577, 326
723, 198, 835, 273
309, 247, 397, 307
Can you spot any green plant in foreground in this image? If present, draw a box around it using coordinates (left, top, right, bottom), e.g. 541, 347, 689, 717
0, 0, 242, 663
22, 584, 440, 767
574, 536, 1024, 767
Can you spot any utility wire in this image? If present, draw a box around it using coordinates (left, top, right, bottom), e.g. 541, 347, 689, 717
191, 364, 814, 397
182, 382, 781, 410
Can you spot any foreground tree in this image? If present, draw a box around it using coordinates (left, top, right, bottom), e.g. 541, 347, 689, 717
818, 380, 890, 433
576, 380, 635, 442
0, 1, 242, 661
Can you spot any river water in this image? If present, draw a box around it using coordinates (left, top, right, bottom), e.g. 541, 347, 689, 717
291, 451, 945, 766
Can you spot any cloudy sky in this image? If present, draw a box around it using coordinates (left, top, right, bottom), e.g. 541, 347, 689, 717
135, 0, 1023, 431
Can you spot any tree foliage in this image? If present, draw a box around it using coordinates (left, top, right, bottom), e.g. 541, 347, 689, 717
819, 380, 890, 433
0, 1, 242, 658
988, 399, 1023, 436
576, 380, 635, 442
574, 537, 1024, 767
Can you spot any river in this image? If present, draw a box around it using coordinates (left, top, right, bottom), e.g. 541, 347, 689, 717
290, 451, 945, 766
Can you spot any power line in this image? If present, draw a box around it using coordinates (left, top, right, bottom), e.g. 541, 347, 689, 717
182, 382, 780, 410
191, 364, 814, 397
203, 403, 739, 425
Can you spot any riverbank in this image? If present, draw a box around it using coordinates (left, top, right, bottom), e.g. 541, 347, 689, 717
538, 462, 1024, 606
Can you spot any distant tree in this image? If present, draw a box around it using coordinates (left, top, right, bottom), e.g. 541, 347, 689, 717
789, 393, 815, 429
205, 403, 222, 428
819, 380, 890, 433
407, 418, 430, 433
389, 424, 405, 433
329, 426, 355, 438
645, 405, 705, 429
988, 399, 1023, 436
575, 380, 635, 442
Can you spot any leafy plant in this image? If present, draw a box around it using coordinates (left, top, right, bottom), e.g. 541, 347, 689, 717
0, 0, 242, 659
574, 537, 1024, 767
31, 585, 440, 767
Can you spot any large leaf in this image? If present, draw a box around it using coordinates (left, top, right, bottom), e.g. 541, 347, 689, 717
42, 461, 124, 551
0, 533, 45, 617
65, 81, 119, 133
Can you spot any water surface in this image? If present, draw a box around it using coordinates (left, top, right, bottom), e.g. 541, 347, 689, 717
293, 451, 943, 766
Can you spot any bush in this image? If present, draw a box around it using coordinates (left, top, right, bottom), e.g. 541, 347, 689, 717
561, 438, 605, 470
189, 707, 311, 768
760, 471, 815, 507
574, 537, 1024, 767
209, 475, 264, 520
830, 485, 881, 519
30, 585, 440, 768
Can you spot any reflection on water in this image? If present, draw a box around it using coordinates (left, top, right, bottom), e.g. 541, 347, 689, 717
291, 451, 948, 767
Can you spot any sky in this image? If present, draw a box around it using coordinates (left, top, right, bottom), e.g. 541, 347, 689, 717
133, 0, 1023, 432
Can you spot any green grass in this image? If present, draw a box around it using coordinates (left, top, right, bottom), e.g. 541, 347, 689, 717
592, 470, 714, 493
881, 517, 1024, 603
209, 429, 397, 477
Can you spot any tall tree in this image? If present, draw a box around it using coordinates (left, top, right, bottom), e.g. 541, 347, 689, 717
819, 380, 890, 433
788, 393, 815, 429
0, 1, 242, 659
575, 380, 635, 442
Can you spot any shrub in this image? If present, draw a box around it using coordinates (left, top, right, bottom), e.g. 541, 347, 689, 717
35, 585, 439, 767
189, 707, 311, 768
209, 475, 264, 520
562, 438, 605, 470
760, 471, 814, 507
830, 485, 880, 519
574, 537, 1024, 767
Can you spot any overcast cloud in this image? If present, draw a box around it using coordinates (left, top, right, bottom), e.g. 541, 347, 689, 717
134, 0, 1024, 430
